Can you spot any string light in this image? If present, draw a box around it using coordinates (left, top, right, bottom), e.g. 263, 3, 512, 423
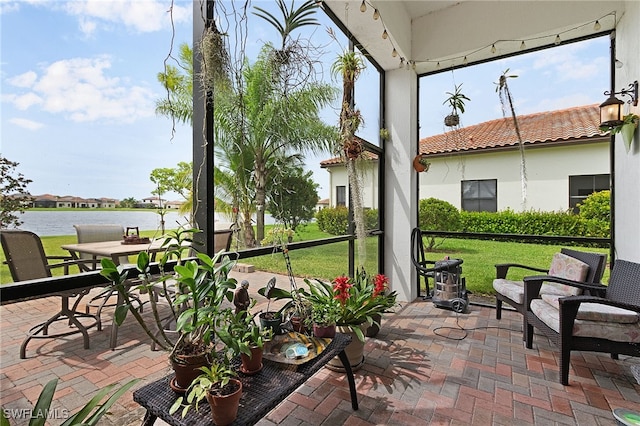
357, 1, 613, 72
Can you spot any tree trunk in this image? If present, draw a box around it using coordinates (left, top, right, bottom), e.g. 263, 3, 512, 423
254, 156, 267, 244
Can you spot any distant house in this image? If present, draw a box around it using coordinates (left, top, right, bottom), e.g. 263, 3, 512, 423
30, 194, 118, 208
321, 104, 609, 213
140, 196, 166, 208
164, 200, 184, 210
316, 198, 330, 212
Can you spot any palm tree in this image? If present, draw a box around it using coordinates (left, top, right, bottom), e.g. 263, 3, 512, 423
496, 69, 528, 209
215, 48, 337, 245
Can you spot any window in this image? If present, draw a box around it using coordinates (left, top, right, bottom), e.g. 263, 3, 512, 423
461, 179, 497, 212
336, 186, 346, 207
569, 174, 609, 213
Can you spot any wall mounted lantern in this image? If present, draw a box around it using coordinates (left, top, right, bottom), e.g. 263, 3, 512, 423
599, 80, 638, 128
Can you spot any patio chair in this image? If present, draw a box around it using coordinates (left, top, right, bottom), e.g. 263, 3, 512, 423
0, 229, 99, 359
493, 248, 607, 336
524, 259, 640, 385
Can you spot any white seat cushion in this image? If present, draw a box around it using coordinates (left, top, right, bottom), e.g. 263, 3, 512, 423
541, 294, 639, 323
531, 297, 640, 343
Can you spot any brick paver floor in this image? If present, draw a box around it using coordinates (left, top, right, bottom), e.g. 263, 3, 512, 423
1, 270, 638, 425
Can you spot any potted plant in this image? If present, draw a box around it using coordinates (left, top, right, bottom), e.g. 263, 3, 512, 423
443, 83, 470, 127
305, 293, 341, 338
217, 303, 272, 375
168, 252, 238, 392
257, 277, 283, 335
302, 268, 398, 371
170, 354, 242, 426
413, 154, 431, 173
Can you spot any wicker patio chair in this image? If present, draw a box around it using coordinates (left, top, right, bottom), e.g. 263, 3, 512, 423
1, 229, 100, 359
493, 248, 607, 336
524, 258, 640, 385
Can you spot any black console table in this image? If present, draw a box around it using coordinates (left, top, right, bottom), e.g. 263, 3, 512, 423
133, 333, 358, 425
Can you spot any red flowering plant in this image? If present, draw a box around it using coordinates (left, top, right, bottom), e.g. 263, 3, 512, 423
302, 268, 398, 342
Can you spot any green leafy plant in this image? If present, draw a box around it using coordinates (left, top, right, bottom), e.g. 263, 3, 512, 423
217, 304, 272, 357
169, 354, 237, 418
0, 378, 138, 426
418, 198, 461, 250
302, 269, 398, 342
443, 83, 470, 115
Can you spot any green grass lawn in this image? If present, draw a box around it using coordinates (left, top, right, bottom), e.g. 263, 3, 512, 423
1, 225, 610, 296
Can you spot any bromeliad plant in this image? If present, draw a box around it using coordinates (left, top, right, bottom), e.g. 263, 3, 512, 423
303, 268, 398, 342
217, 301, 272, 357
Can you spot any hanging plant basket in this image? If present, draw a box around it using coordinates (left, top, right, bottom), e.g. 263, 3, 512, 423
444, 114, 459, 127
413, 155, 431, 173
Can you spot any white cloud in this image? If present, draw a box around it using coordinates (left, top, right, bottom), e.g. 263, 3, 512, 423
63, 0, 191, 34
4, 56, 156, 123
8, 71, 38, 88
9, 117, 44, 130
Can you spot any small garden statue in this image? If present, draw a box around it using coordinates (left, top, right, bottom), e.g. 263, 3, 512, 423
234, 280, 251, 315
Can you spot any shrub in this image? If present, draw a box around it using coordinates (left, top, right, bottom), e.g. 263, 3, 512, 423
316, 206, 349, 235
577, 190, 610, 223
315, 206, 379, 235
418, 198, 460, 250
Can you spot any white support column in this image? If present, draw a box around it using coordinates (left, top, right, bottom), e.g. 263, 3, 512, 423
384, 68, 418, 302
614, 2, 640, 264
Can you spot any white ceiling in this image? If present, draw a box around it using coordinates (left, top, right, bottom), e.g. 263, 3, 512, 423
322, 1, 625, 75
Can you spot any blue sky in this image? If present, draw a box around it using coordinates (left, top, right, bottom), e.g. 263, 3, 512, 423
1, 0, 610, 202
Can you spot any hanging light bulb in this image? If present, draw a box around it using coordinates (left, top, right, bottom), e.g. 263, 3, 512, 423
436, 62, 440, 69
463, 56, 468, 66
615, 59, 623, 69
520, 40, 526, 50
392, 48, 397, 57
491, 44, 496, 54
406, 61, 410, 70
382, 29, 388, 39
399, 59, 404, 69
411, 61, 416, 71
373, 9, 380, 20
554, 34, 561, 45
360, 0, 366, 13
594, 20, 601, 31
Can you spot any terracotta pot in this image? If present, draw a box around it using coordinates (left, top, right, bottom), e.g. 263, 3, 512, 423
240, 346, 263, 375
413, 155, 430, 173
170, 352, 211, 392
206, 379, 242, 426
313, 324, 336, 338
259, 312, 282, 336
326, 324, 366, 372
365, 313, 382, 338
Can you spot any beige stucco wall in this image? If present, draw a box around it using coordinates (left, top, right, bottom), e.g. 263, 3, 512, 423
325, 162, 380, 209
421, 141, 609, 212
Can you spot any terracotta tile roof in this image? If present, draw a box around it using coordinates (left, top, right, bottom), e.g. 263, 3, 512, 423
320, 150, 377, 167
420, 104, 607, 155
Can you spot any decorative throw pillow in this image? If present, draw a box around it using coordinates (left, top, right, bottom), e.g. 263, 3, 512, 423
541, 252, 590, 296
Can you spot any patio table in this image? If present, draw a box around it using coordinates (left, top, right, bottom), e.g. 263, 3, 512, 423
133, 333, 358, 426
61, 239, 167, 269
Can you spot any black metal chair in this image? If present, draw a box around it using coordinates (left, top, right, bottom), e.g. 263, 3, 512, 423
1, 229, 99, 358
524, 259, 640, 385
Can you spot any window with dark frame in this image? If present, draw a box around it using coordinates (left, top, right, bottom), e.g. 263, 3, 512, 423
336, 185, 346, 206
461, 179, 497, 212
569, 174, 610, 213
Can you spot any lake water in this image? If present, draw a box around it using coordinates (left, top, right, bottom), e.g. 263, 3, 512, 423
15, 210, 275, 236
17, 210, 191, 236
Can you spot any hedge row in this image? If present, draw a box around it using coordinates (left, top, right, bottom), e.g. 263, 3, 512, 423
315, 206, 379, 235
459, 210, 609, 238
